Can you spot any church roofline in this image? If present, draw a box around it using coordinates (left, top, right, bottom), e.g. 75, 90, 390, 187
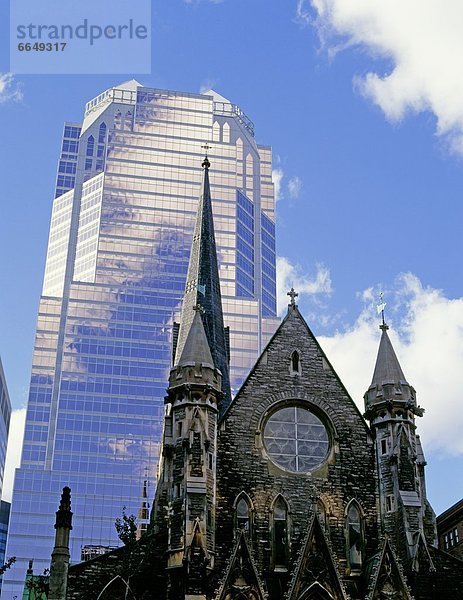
219, 301, 373, 440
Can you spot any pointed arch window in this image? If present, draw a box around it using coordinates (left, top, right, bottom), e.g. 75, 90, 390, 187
98, 122, 107, 143
234, 493, 253, 537
273, 496, 289, 570
212, 121, 220, 142
236, 499, 250, 532
86, 135, 94, 157
290, 350, 301, 375
223, 121, 230, 143
346, 501, 363, 570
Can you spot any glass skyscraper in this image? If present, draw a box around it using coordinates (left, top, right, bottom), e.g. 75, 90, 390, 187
3, 80, 278, 597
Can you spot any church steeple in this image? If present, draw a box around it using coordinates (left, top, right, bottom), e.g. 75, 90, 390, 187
364, 321, 436, 565
174, 151, 231, 412
370, 324, 407, 389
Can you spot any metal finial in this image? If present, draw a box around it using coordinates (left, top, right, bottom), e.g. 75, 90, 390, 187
377, 291, 389, 331
193, 303, 205, 314
201, 143, 211, 168
287, 287, 298, 307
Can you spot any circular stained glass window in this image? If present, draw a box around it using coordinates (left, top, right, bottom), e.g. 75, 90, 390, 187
263, 405, 329, 473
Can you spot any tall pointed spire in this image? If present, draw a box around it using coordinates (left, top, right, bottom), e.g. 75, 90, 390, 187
174, 152, 231, 411
370, 325, 407, 387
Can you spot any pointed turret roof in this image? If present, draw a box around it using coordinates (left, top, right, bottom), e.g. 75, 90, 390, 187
371, 325, 407, 386
177, 309, 214, 367
174, 154, 231, 409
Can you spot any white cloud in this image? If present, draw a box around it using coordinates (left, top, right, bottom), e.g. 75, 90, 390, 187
199, 79, 217, 94
296, 0, 312, 26
287, 176, 302, 199
272, 168, 284, 202
309, 0, 463, 154
277, 256, 332, 314
318, 273, 463, 455
0, 73, 23, 104
2, 408, 26, 502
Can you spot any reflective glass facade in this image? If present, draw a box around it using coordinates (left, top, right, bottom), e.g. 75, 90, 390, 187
0, 360, 11, 500
3, 81, 279, 597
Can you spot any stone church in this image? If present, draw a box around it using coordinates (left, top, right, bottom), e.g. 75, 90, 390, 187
45, 156, 463, 600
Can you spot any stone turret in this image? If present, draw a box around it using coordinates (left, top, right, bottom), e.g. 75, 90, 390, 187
364, 323, 437, 566
49, 486, 73, 600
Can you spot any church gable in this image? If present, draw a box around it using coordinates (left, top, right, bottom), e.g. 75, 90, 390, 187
221, 303, 371, 442
365, 539, 413, 600
215, 531, 267, 600
285, 514, 348, 600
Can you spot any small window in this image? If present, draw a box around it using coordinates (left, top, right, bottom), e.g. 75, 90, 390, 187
174, 483, 181, 498
347, 502, 363, 569
290, 351, 301, 375
381, 438, 388, 455
449, 530, 454, 546
236, 498, 250, 533
208, 453, 213, 470
176, 421, 183, 437
455, 528, 459, 544
223, 121, 230, 143
98, 122, 107, 143
273, 496, 289, 570
86, 135, 94, 157
444, 533, 449, 550
386, 495, 394, 513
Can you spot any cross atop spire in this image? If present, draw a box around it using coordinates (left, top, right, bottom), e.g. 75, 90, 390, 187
201, 143, 211, 169
287, 287, 298, 307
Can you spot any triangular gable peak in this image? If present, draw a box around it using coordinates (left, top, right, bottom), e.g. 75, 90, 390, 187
221, 303, 371, 440
215, 531, 267, 600
366, 538, 413, 600
286, 513, 348, 600
411, 532, 435, 574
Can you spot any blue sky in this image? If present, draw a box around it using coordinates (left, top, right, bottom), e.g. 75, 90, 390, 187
1, 0, 463, 513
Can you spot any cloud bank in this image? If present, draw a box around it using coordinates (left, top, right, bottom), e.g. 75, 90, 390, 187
307, 0, 463, 154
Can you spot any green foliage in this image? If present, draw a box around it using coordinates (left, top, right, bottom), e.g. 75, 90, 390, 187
115, 506, 137, 546
25, 568, 49, 600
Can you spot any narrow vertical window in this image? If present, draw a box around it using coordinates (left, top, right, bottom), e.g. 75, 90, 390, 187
290, 350, 301, 375
386, 495, 394, 513
236, 498, 250, 532
454, 528, 459, 544
347, 501, 363, 570
381, 438, 388, 454
212, 121, 220, 142
86, 135, 94, 157
98, 122, 107, 143
223, 121, 230, 143
273, 496, 289, 570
